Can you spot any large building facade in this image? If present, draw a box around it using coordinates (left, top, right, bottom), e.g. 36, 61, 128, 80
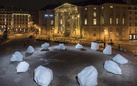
39, 1, 137, 41
0, 7, 31, 34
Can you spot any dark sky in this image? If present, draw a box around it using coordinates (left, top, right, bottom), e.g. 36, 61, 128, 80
0, 0, 82, 10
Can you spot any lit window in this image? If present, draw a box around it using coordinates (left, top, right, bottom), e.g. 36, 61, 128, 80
102, 7, 104, 9
45, 14, 48, 17
110, 6, 113, 8
49, 14, 53, 17
129, 35, 132, 39
94, 7, 96, 10
110, 18, 112, 24
93, 19, 97, 25
122, 18, 125, 25
93, 12, 96, 17
85, 19, 87, 25
116, 18, 118, 25
133, 35, 136, 39
85, 8, 87, 10
51, 20, 54, 25
60, 19, 62, 24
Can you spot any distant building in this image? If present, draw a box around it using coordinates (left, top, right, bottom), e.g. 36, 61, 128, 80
39, 0, 137, 41
0, 7, 31, 33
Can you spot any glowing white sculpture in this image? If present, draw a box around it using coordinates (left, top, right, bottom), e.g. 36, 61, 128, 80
27, 46, 34, 53
75, 43, 83, 49
104, 60, 122, 75
34, 65, 53, 86
91, 42, 99, 50
112, 54, 128, 64
59, 44, 66, 50
41, 43, 49, 50
10, 51, 23, 62
103, 45, 112, 55
78, 66, 98, 86
16, 61, 29, 72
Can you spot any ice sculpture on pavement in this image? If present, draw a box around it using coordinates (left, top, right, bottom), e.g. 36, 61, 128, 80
103, 45, 112, 55
112, 54, 128, 64
10, 51, 23, 62
78, 66, 98, 86
16, 61, 29, 72
75, 43, 83, 49
27, 46, 34, 53
91, 42, 99, 50
104, 60, 122, 75
59, 44, 66, 50
41, 43, 49, 50
34, 65, 53, 86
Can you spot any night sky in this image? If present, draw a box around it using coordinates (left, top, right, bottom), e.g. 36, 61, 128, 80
0, 0, 82, 10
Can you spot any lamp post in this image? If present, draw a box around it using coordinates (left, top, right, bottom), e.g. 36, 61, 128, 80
104, 29, 106, 48
52, 28, 54, 38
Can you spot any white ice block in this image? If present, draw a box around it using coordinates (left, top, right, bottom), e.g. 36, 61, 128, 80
41, 43, 49, 50
16, 61, 29, 72
103, 45, 112, 55
75, 43, 83, 49
27, 46, 34, 53
78, 66, 98, 86
104, 60, 122, 75
34, 65, 53, 86
10, 51, 23, 62
59, 44, 66, 50
112, 54, 128, 64
91, 42, 99, 50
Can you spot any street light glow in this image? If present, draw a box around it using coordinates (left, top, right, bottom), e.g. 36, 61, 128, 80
49, 14, 53, 17
45, 14, 48, 17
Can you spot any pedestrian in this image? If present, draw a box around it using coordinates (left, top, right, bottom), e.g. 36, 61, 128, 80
104, 42, 106, 48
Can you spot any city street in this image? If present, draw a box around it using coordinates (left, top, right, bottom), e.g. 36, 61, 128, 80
0, 37, 137, 86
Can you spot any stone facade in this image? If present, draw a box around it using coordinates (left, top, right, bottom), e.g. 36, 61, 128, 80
39, 2, 137, 41
0, 8, 31, 33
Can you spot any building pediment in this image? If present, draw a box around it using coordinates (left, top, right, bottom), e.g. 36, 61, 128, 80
54, 3, 78, 12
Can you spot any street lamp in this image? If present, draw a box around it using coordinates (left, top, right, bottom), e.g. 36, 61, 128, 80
104, 29, 106, 48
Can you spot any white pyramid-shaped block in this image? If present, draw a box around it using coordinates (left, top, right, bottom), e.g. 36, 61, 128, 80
59, 44, 66, 50
10, 51, 23, 62
91, 42, 99, 50
75, 43, 83, 49
104, 60, 122, 75
34, 65, 53, 86
103, 45, 112, 55
16, 61, 29, 72
27, 46, 34, 53
78, 66, 98, 86
41, 43, 49, 50
112, 54, 128, 64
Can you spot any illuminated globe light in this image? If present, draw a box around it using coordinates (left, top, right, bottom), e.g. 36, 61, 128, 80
45, 14, 48, 17
49, 14, 53, 17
